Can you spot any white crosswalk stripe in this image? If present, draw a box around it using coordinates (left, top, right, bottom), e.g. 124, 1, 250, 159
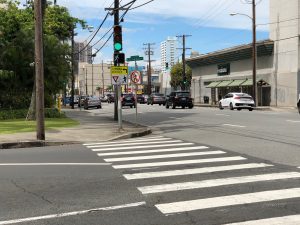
123, 163, 272, 180
138, 172, 300, 194
224, 214, 300, 225
96, 146, 209, 156
86, 140, 182, 148
92, 142, 195, 152
83, 136, 300, 224
113, 156, 246, 169
155, 188, 300, 214
104, 150, 226, 162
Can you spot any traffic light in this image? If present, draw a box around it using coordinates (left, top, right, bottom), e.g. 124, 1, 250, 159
113, 25, 122, 51
165, 62, 169, 69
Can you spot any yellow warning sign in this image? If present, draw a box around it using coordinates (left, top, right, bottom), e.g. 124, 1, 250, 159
111, 66, 128, 75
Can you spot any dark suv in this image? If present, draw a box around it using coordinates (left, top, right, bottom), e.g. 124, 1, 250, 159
166, 91, 194, 109
121, 93, 136, 108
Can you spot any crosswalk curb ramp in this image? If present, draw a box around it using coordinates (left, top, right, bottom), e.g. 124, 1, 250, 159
83, 136, 300, 224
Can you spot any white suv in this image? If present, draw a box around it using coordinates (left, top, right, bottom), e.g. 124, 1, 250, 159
219, 92, 255, 111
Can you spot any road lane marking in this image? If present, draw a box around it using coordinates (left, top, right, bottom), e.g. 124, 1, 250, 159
114, 156, 247, 169
86, 140, 182, 148
97, 146, 209, 156
223, 124, 246, 128
138, 172, 300, 194
83, 137, 169, 146
92, 143, 194, 152
0, 163, 111, 166
224, 214, 300, 225
0, 201, 146, 225
123, 163, 273, 180
216, 114, 230, 116
155, 188, 300, 214
104, 151, 226, 162
286, 120, 300, 123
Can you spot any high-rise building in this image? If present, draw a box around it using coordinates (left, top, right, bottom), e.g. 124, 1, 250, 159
160, 37, 178, 73
74, 41, 92, 64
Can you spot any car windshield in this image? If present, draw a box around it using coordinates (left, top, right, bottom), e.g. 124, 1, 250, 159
176, 92, 190, 97
235, 93, 253, 99
154, 94, 164, 97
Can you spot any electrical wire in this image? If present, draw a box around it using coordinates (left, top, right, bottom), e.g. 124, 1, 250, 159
128, 0, 154, 10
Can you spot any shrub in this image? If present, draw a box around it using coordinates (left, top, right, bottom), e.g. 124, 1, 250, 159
0, 108, 66, 120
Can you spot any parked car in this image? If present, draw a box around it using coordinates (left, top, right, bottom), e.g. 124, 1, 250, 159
137, 94, 146, 104
165, 91, 194, 109
143, 94, 149, 103
78, 95, 87, 107
63, 96, 71, 105
83, 96, 102, 110
219, 92, 254, 111
107, 93, 115, 103
147, 93, 166, 105
121, 93, 136, 108
297, 95, 300, 114
100, 95, 108, 102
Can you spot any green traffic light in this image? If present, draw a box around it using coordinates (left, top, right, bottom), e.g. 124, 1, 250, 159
114, 43, 122, 51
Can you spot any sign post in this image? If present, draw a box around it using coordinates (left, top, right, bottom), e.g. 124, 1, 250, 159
130, 70, 141, 127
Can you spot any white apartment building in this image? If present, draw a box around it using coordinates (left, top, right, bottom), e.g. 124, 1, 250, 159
160, 37, 179, 94
160, 37, 178, 73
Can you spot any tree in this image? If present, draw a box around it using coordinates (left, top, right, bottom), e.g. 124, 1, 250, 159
0, 0, 85, 116
170, 62, 192, 90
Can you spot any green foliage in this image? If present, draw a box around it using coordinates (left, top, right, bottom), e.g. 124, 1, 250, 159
170, 62, 192, 90
0, 0, 85, 109
0, 108, 66, 120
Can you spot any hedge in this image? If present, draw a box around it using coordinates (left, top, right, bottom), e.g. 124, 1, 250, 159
0, 108, 66, 120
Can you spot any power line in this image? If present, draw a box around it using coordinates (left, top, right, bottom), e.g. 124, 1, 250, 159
128, 0, 154, 10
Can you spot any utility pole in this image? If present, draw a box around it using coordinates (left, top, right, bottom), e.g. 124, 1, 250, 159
252, 0, 257, 107
85, 67, 88, 95
71, 28, 75, 109
34, 0, 45, 140
177, 35, 191, 91
101, 60, 105, 96
143, 43, 155, 95
113, 0, 119, 121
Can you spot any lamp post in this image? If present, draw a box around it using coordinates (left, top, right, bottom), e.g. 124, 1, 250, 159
230, 0, 257, 107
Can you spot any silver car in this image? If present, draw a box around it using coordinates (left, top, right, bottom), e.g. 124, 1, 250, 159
83, 96, 102, 110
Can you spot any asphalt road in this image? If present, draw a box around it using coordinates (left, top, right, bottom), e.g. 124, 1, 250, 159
0, 103, 299, 225
122, 104, 300, 167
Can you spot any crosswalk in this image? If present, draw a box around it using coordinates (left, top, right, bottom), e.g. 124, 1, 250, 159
83, 136, 300, 225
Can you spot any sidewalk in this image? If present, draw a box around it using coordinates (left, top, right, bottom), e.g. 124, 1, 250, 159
0, 108, 151, 148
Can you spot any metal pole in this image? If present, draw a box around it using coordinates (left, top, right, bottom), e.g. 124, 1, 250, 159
34, 0, 45, 140
182, 35, 186, 91
252, 0, 257, 107
102, 60, 105, 96
135, 60, 138, 127
92, 59, 94, 96
71, 29, 75, 109
147, 44, 152, 95
114, 0, 119, 121
85, 67, 88, 95
117, 84, 122, 130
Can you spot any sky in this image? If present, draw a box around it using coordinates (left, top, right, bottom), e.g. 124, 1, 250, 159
22, 0, 270, 67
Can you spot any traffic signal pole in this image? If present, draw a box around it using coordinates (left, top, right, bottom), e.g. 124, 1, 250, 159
113, 0, 119, 122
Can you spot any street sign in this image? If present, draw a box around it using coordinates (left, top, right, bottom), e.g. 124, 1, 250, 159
112, 75, 127, 85
114, 53, 125, 64
126, 55, 144, 62
111, 66, 128, 75
130, 70, 141, 84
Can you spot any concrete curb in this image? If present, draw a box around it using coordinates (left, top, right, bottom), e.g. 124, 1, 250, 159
0, 140, 80, 150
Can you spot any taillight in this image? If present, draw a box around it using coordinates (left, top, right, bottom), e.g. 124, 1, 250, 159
234, 96, 241, 99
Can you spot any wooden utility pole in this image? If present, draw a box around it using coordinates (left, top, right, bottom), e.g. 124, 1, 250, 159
177, 35, 191, 91
143, 43, 155, 95
252, 0, 257, 107
71, 29, 75, 109
34, 0, 45, 140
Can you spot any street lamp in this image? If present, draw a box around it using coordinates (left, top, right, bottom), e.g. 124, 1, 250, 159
230, 0, 257, 107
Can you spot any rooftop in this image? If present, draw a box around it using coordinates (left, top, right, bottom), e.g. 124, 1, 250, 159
186, 40, 274, 68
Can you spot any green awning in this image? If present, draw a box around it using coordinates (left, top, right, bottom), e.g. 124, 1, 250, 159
241, 79, 253, 86
206, 81, 221, 88
216, 80, 234, 87
227, 79, 247, 87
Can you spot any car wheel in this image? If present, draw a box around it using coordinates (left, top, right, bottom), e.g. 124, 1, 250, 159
166, 104, 169, 109
237, 108, 242, 111
230, 103, 234, 110
163, 103, 166, 106
151, 103, 153, 105
219, 102, 224, 110
159, 104, 161, 106
189, 105, 194, 109
249, 108, 253, 111
182, 106, 185, 109
147, 102, 149, 105
172, 103, 176, 109
130, 105, 133, 108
